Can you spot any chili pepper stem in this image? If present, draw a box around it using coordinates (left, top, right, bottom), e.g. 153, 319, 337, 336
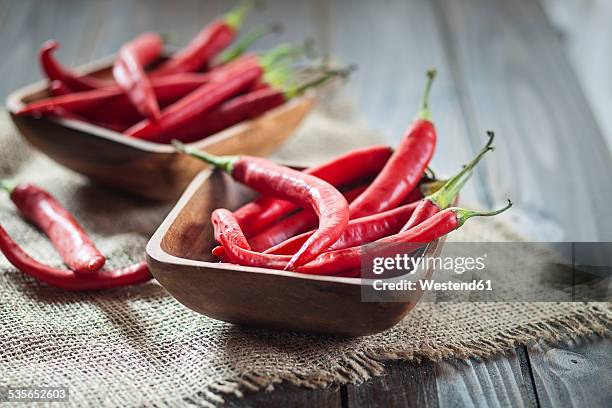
172, 140, 237, 173
224, 0, 253, 30
217, 23, 282, 65
454, 199, 512, 226
416, 68, 437, 121
429, 131, 495, 209
284, 67, 354, 99
0, 179, 16, 194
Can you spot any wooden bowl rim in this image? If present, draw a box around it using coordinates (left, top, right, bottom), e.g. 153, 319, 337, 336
146, 169, 442, 287
5, 53, 315, 154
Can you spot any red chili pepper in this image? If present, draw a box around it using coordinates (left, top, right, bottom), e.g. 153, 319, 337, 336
262, 177, 449, 256
171, 68, 347, 143
349, 69, 438, 218
247, 184, 367, 252
152, 1, 251, 76
39, 40, 111, 91
174, 142, 350, 270
234, 145, 394, 236
113, 33, 163, 120
402, 131, 495, 232
212, 208, 251, 252
220, 201, 512, 275
125, 63, 262, 142
0, 224, 150, 290
1, 181, 105, 274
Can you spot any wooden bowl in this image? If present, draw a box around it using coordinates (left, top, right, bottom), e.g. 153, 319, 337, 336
146, 169, 444, 336
5, 54, 314, 201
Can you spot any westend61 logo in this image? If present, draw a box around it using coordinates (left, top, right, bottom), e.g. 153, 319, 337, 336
372, 254, 487, 275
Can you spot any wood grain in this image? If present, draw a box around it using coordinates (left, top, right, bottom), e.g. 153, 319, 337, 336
433, 0, 612, 241
346, 360, 438, 408
527, 335, 612, 408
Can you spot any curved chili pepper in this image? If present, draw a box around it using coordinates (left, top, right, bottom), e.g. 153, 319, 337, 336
174, 142, 350, 270
211, 184, 366, 259
234, 145, 394, 236
172, 68, 348, 143
265, 201, 419, 256
264, 178, 448, 256
113, 32, 163, 120
152, 1, 252, 76
126, 62, 262, 142
349, 69, 438, 218
39, 40, 111, 91
247, 184, 367, 252
212, 208, 251, 251
219, 201, 512, 275
0, 224, 150, 290
402, 131, 495, 232
1, 181, 105, 274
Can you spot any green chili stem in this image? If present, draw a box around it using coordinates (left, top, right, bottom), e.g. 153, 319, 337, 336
172, 140, 238, 174
428, 131, 495, 209
284, 66, 354, 99
0, 179, 16, 194
224, 0, 253, 30
217, 23, 281, 65
454, 199, 513, 226
416, 68, 437, 121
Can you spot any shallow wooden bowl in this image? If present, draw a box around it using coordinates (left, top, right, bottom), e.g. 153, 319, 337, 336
146, 169, 444, 336
5, 55, 314, 201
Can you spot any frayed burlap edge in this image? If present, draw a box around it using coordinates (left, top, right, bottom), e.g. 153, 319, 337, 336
180, 303, 611, 407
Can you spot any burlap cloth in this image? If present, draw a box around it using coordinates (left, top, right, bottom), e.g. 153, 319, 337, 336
0, 109, 610, 407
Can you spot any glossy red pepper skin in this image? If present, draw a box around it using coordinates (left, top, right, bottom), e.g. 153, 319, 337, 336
234, 157, 349, 269
153, 21, 235, 76
220, 208, 463, 275
20, 73, 214, 126
39, 40, 110, 91
349, 119, 436, 218
234, 145, 394, 236
218, 200, 512, 275
248, 185, 367, 252
171, 87, 287, 143
126, 64, 263, 143
176, 144, 351, 270
349, 70, 438, 218
212, 209, 251, 251
113, 33, 163, 119
9, 183, 106, 274
265, 201, 419, 255
0, 224, 150, 290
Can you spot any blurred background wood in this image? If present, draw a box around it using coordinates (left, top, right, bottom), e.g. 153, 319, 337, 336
0, 0, 610, 406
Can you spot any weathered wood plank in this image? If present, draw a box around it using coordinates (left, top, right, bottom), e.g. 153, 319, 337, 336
224, 382, 342, 408
433, 0, 612, 241
528, 335, 612, 408
435, 348, 537, 408
346, 360, 438, 408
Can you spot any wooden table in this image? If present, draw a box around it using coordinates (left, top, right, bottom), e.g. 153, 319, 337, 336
1, 0, 610, 406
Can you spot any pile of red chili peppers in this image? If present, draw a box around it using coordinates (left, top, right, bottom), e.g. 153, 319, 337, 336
175, 69, 512, 277
17, 1, 344, 143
